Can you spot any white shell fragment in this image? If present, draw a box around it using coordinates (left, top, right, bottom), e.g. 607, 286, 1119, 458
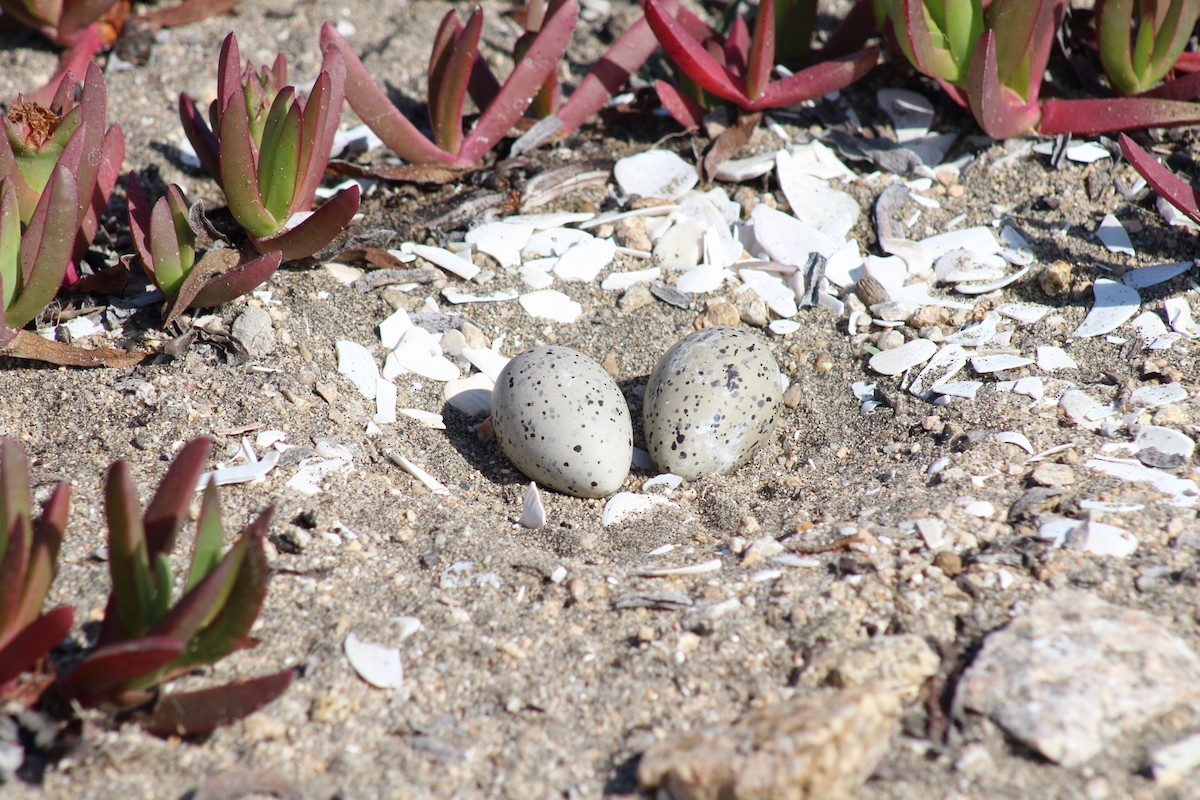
554, 236, 617, 282
869, 338, 937, 375
1073, 279, 1141, 338
909, 344, 967, 399
198, 439, 281, 488
521, 482, 546, 529
1086, 457, 1198, 507
776, 152, 859, 240
337, 340, 380, 399
519, 289, 583, 323
344, 632, 404, 689
1073, 521, 1138, 557
932, 381, 983, 399
996, 431, 1035, 454
635, 558, 721, 577
614, 150, 698, 200
407, 243, 481, 281
444, 373, 494, 417
399, 409, 445, 429
1131, 383, 1187, 408
1165, 297, 1199, 337
373, 378, 397, 424
465, 221, 533, 269
971, 355, 1034, 374
378, 308, 413, 350
1095, 214, 1134, 255
602, 492, 676, 526
601, 267, 661, 291
1060, 390, 1109, 429
1134, 426, 1195, 463
385, 329, 460, 382
390, 452, 450, 495
1123, 262, 1191, 288
1036, 346, 1078, 371
461, 348, 510, 382
997, 302, 1050, 325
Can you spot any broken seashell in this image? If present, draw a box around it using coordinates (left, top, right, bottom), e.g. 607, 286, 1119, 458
1073, 279, 1140, 338
344, 632, 404, 689
521, 482, 546, 529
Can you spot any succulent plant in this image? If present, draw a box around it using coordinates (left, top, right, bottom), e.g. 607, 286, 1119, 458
1120, 133, 1200, 229
0, 168, 77, 332
0, 61, 125, 281
179, 33, 360, 261
879, 0, 1200, 137
57, 438, 293, 736
0, 439, 73, 703
1097, 0, 1200, 95
126, 172, 283, 326
645, 0, 880, 128
319, 0, 578, 169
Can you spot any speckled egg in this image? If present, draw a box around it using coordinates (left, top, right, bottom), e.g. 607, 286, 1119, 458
492, 346, 632, 498
643, 327, 782, 481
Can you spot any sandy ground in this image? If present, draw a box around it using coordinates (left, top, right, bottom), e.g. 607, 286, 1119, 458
2, 1, 1200, 798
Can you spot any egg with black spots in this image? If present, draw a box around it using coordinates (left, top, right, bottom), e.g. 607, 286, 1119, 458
492, 346, 632, 498
643, 327, 782, 480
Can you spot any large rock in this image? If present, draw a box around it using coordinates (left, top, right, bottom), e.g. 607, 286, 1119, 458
638, 687, 900, 800
956, 590, 1200, 767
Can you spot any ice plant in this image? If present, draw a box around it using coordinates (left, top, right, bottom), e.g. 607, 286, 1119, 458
126, 173, 283, 326
0, 439, 73, 702
0, 167, 77, 332
179, 33, 360, 261
644, 0, 880, 129
319, 0, 578, 168
1120, 133, 1200, 229
881, 0, 1200, 137
1097, 0, 1200, 95
57, 439, 293, 736
0, 62, 124, 280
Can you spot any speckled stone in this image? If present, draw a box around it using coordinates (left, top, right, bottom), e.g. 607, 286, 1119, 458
643, 327, 782, 481
491, 346, 632, 498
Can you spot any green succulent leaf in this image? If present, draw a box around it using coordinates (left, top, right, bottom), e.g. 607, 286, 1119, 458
143, 438, 212, 559
257, 91, 302, 224
219, 85, 280, 239
12, 481, 68, 633
1100, 0, 1200, 94
150, 536, 246, 650
186, 481, 225, 593
250, 183, 359, 261
0, 439, 30, 593
7, 163, 76, 329
176, 507, 273, 669
0, 181, 20, 319
294, 51, 345, 213
0, 514, 31, 646
105, 461, 156, 639
434, 7, 484, 155
147, 196, 186, 297
746, 0, 777, 101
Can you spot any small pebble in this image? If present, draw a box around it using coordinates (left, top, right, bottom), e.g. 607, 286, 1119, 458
1031, 463, 1076, 487
933, 551, 962, 577
1038, 260, 1072, 296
